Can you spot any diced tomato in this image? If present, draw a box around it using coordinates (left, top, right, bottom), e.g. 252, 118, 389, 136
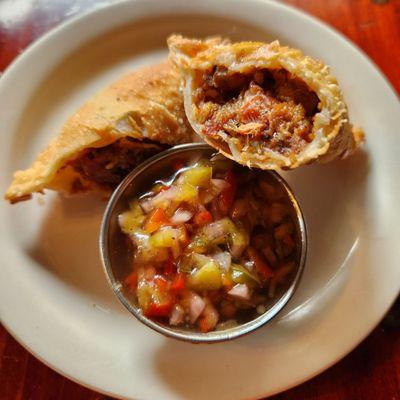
124, 272, 138, 289
172, 159, 185, 171
163, 257, 176, 276
144, 208, 169, 233
144, 302, 173, 318
194, 209, 213, 226
218, 170, 237, 214
154, 275, 169, 290
247, 246, 274, 280
199, 318, 212, 333
171, 273, 186, 292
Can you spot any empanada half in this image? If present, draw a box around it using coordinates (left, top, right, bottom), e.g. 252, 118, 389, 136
5, 60, 194, 203
168, 35, 364, 170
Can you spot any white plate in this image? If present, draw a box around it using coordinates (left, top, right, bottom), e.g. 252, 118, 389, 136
0, 0, 399, 399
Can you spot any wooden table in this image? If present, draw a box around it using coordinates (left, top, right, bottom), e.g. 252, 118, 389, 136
1, 0, 399, 398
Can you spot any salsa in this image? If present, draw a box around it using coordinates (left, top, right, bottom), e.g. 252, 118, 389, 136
118, 155, 299, 332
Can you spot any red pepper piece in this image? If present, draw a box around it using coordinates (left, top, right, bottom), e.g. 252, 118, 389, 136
144, 208, 169, 233
144, 302, 173, 318
154, 275, 170, 290
248, 246, 274, 280
163, 257, 176, 276
219, 169, 237, 214
194, 210, 213, 226
171, 273, 186, 292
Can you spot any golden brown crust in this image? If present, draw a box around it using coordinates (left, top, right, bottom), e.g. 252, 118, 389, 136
168, 35, 364, 170
5, 60, 194, 203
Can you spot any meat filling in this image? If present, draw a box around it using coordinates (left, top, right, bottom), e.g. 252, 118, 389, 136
197, 68, 319, 155
69, 137, 165, 190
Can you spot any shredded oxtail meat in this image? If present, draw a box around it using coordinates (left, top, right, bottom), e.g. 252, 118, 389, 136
69, 137, 166, 189
197, 68, 319, 155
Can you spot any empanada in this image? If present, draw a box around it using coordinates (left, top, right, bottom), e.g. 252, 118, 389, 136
168, 35, 363, 170
5, 61, 194, 203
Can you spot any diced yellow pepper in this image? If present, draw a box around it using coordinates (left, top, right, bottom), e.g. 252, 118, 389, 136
119, 200, 145, 234
181, 166, 212, 188
175, 182, 198, 204
231, 264, 261, 286
188, 261, 222, 291
230, 229, 249, 250
192, 253, 213, 268
149, 227, 180, 248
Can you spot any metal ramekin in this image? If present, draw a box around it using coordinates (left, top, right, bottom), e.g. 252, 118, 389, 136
99, 143, 307, 343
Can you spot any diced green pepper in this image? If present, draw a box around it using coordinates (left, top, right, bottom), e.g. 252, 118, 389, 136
188, 217, 248, 256
188, 261, 222, 291
187, 234, 210, 253
192, 253, 213, 268
231, 264, 261, 286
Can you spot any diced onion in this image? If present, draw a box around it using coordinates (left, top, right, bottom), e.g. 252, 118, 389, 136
188, 291, 206, 323
210, 251, 231, 271
243, 260, 255, 271
151, 187, 178, 207
201, 220, 226, 241
201, 303, 219, 331
211, 178, 230, 191
170, 209, 193, 225
139, 199, 154, 213
169, 304, 184, 326
230, 243, 247, 259
201, 179, 230, 204
228, 283, 251, 300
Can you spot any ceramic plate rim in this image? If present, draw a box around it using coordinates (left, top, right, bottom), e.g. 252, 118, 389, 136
0, 0, 399, 399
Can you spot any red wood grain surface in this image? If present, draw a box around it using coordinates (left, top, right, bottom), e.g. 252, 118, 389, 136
1, 0, 399, 399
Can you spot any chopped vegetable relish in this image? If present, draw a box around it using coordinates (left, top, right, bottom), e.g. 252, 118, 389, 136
118, 155, 298, 332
